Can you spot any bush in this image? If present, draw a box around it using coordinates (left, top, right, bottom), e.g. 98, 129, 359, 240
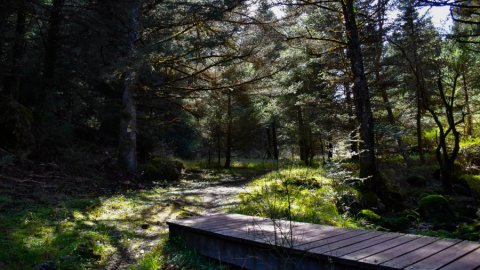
358, 209, 381, 222
418, 194, 454, 223
382, 211, 415, 231
359, 192, 378, 207
407, 174, 426, 187
140, 157, 184, 181
459, 175, 480, 197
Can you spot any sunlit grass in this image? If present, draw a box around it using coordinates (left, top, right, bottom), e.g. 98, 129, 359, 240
232, 166, 359, 228
0, 184, 207, 269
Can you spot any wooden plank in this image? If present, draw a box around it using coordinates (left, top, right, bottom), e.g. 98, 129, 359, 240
381, 238, 461, 269
296, 229, 373, 250
341, 234, 419, 261
439, 247, 480, 270
323, 232, 403, 257
309, 231, 386, 254
359, 236, 438, 265
405, 241, 480, 270
168, 214, 480, 270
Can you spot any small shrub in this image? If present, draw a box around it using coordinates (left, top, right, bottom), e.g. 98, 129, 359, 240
140, 158, 184, 182
406, 174, 426, 187
459, 175, 480, 197
358, 209, 381, 222
359, 192, 378, 207
418, 194, 454, 223
382, 212, 412, 231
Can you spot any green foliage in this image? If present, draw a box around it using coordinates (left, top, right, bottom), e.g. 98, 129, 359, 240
0, 99, 34, 154
382, 211, 418, 231
459, 175, 480, 196
140, 157, 184, 182
358, 209, 381, 221
359, 192, 378, 207
233, 167, 359, 228
418, 194, 455, 223
406, 174, 427, 187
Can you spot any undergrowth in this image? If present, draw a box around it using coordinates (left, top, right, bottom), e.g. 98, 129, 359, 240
232, 166, 360, 228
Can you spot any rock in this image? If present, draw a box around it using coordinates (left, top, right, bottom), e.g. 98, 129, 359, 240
418, 194, 455, 223
406, 174, 426, 187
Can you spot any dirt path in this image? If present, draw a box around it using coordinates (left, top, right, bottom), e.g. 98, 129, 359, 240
106, 170, 266, 269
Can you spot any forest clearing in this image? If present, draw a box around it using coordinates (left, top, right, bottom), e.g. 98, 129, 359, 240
1, 0, 480, 269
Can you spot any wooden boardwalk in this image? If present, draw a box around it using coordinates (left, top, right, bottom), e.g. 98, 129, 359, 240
167, 213, 480, 270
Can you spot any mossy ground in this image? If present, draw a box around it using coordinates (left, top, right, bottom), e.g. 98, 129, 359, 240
0, 159, 267, 270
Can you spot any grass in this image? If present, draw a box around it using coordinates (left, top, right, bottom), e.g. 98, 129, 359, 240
231, 166, 360, 228
183, 158, 279, 173
0, 178, 224, 269
130, 236, 228, 270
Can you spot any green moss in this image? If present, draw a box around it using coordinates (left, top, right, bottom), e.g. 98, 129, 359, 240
358, 209, 381, 221
459, 175, 480, 196
382, 212, 413, 231
418, 194, 454, 223
359, 192, 378, 207
406, 174, 426, 187
232, 167, 359, 228
139, 158, 184, 181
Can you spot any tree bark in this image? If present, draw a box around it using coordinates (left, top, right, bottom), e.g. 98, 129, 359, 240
3, 1, 26, 98
462, 72, 473, 137
271, 120, 279, 160
345, 83, 359, 160
224, 89, 232, 169
297, 106, 308, 165
404, 2, 426, 163
341, 0, 378, 190
266, 126, 272, 159
39, 0, 65, 106
373, 0, 411, 165
119, 0, 139, 173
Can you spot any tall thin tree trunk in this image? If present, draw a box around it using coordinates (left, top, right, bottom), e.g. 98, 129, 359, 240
345, 83, 359, 160
266, 126, 272, 159
404, 3, 426, 163
297, 106, 307, 164
216, 130, 221, 167
373, 0, 410, 165
39, 0, 65, 106
341, 0, 379, 191
272, 120, 279, 160
119, 0, 139, 173
3, 1, 26, 98
462, 72, 473, 137
224, 89, 232, 169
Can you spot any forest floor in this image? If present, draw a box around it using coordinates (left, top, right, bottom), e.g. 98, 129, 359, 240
1, 157, 479, 270
0, 157, 269, 270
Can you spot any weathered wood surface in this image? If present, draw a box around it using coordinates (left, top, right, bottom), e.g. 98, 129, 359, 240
167, 213, 480, 270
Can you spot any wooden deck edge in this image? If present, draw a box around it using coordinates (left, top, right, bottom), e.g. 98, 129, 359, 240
167, 220, 377, 270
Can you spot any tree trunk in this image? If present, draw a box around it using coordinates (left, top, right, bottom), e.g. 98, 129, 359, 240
373, 1, 410, 165
404, 3, 426, 163
118, 0, 139, 173
462, 72, 473, 137
3, 1, 26, 98
272, 120, 279, 160
224, 89, 232, 169
39, 0, 65, 106
216, 129, 221, 167
345, 83, 359, 160
328, 136, 333, 161
341, 0, 378, 190
297, 106, 307, 164
266, 126, 272, 159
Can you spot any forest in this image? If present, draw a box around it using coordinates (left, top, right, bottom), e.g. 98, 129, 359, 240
0, 0, 479, 269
